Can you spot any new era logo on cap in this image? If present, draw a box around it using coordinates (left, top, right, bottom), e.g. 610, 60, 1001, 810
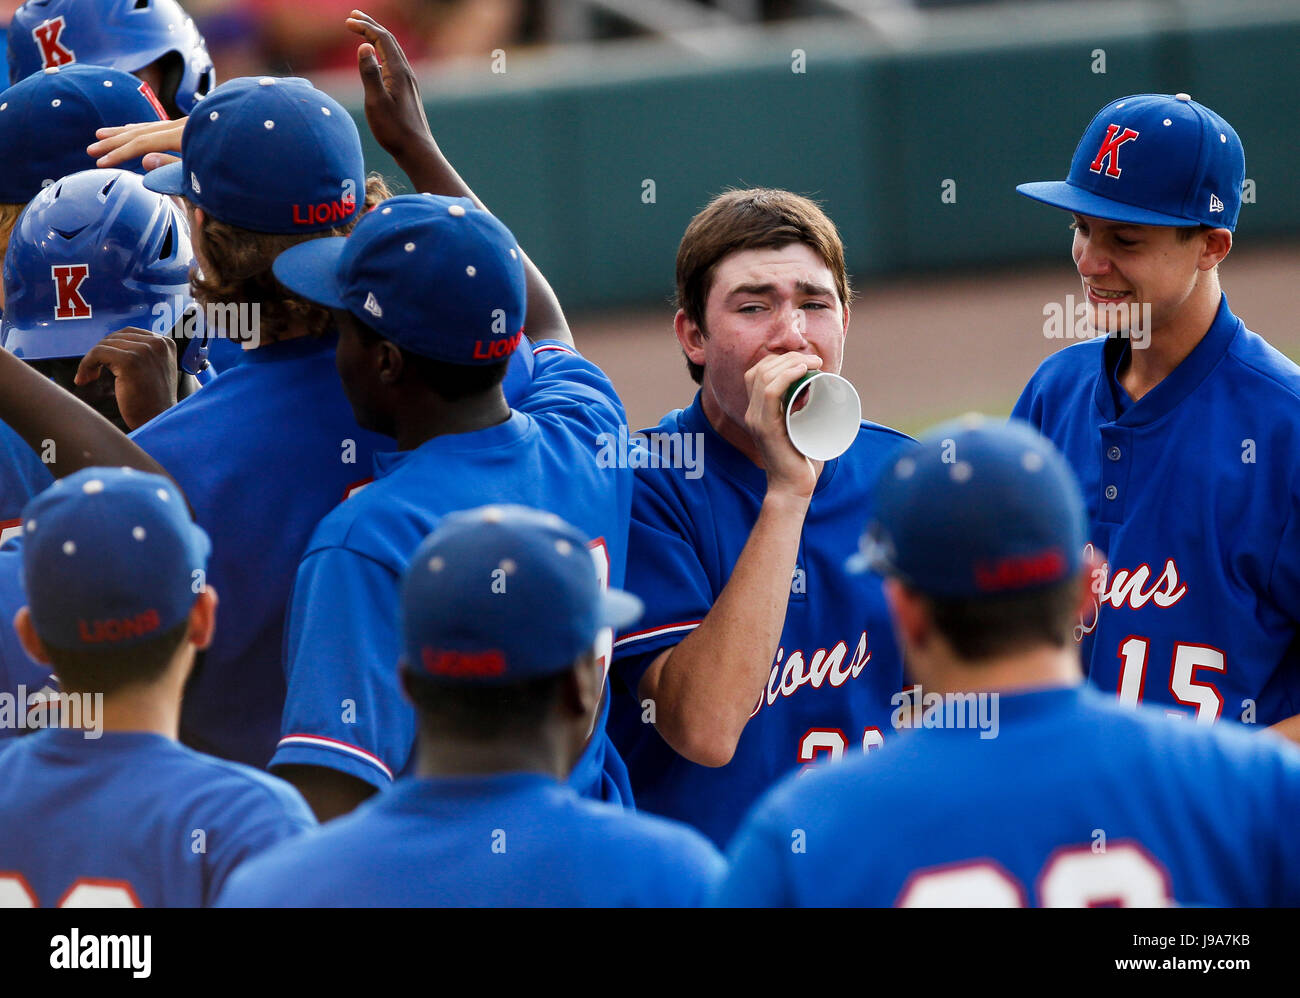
363, 292, 382, 318
190, 171, 201, 194
1210, 193, 1224, 213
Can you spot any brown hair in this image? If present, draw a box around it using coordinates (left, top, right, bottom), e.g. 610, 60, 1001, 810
675, 188, 851, 384
190, 173, 393, 345
921, 574, 1081, 662
0, 201, 27, 273
1175, 223, 1216, 242
44, 619, 190, 697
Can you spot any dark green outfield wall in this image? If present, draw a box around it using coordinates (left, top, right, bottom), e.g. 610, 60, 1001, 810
350, 3, 1299, 311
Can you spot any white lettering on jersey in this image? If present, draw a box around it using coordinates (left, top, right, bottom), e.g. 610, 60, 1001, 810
749, 630, 872, 717
1076, 543, 1188, 640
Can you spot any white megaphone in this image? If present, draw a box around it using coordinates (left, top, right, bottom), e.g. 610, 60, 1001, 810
783, 372, 862, 461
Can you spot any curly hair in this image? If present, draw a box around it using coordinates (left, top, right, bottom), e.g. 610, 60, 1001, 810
189, 173, 394, 345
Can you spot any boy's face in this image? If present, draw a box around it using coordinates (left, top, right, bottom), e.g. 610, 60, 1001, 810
682, 242, 848, 430
333, 308, 391, 437
1069, 214, 1215, 337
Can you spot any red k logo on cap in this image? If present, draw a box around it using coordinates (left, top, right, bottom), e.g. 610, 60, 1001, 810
33, 17, 75, 71
1089, 124, 1141, 179
51, 264, 92, 320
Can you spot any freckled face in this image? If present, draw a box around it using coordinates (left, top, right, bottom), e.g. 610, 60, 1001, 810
688, 243, 848, 428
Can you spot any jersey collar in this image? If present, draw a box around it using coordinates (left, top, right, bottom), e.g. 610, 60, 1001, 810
238, 329, 338, 365
1093, 293, 1241, 425
384, 770, 564, 810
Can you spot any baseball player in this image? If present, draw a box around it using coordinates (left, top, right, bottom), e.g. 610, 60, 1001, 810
0, 307, 192, 745
110, 73, 540, 769
268, 193, 635, 820
59, 75, 390, 768
0, 467, 315, 907
1013, 94, 1300, 738
7, 0, 213, 118
716, 418, 1300, 907
0, 166, 205, 544
606, 188, 912, 847
0, 63, 175, 528
2, 168, 207, 434
217, 506, 723, 908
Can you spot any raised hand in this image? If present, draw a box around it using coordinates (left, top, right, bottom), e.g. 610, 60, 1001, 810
743, 352, 825, 500
88, 118, 186, 170
346, 9, 435, 162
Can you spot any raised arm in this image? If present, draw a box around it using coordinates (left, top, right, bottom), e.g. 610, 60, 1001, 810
346, 10, 573, 347
641, 353, 824, 766
0, 347, 168, 479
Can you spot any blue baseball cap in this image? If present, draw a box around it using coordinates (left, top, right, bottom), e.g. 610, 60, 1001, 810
7, 0, 215, 115
849, 416, 1087, 598
0, 64, 167, 203
21, 468, 211, 650
273, 194, 527, 364
1017, 93, 1245, 230
400, 505, 642, 685
143, 76, 363, 235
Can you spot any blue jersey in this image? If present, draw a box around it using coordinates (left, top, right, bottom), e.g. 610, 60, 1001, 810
715, 686, 1300, 906
215, 771, 724, 907
608, 395, 911, 847
0, 417, 53, 542
0, 729, 315, 907
129, 333, 537, 766
129, 333, 394, 766
1013, 295, 1300, 726
271, 341, 635, 803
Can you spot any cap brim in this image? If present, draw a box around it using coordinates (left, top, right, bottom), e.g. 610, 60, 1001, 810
601, 588, 643, 631
1016, 181, 1197, 227
845, 551, 871, 575
844, 531, 894, 577
271, 238, 350, 310
143, 160, 187, 196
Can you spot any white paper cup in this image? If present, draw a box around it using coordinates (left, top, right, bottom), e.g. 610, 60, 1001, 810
783, 372, 862, 461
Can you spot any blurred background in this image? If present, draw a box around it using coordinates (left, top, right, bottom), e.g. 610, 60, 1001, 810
5, 0, 1294, 433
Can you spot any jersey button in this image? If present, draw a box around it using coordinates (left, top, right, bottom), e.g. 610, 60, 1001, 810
1105, 485, 1118, 500
1107, 446, 1122, 461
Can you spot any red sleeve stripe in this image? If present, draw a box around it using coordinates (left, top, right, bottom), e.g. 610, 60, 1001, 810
276, 734, 394, 781
613, 620, 702, 651
533, 344, 576, 356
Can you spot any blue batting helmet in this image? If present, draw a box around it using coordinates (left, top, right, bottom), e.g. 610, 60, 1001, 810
7, 0, 214, 115
1, 168, 200, 370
